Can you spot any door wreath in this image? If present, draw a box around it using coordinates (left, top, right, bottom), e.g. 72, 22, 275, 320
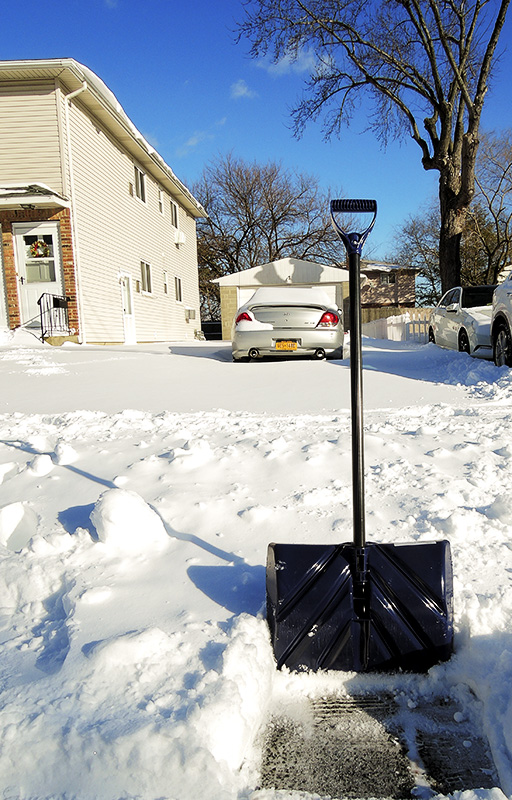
29, 239, 51, 258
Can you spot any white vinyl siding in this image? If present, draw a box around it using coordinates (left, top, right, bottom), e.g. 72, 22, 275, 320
66, 97, 200, 342
0, 82, 64, 193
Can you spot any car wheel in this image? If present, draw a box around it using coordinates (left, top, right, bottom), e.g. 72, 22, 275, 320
494, 324, 512, 367
458, 329, 470, 354
428, 327, 435, 344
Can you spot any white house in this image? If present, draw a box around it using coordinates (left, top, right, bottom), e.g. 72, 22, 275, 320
0, 59, 206, 344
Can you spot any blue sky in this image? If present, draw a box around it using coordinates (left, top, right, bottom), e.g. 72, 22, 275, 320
2, 0, 512, 258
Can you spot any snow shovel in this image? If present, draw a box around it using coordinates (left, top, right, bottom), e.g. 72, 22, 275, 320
266, 199, 454, 672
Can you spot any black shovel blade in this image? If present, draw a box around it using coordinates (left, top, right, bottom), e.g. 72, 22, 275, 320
266, 541, 453, 673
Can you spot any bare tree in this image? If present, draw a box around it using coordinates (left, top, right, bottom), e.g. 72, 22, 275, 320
468, 129, 512, 282
237, 0, 510, 293
391, 202, 442, 306
392, 196, 500, 306
193, 152, 346, 318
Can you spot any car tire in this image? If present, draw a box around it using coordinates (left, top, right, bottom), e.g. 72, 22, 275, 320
493, 323, 512, 367
458, 329, 470, 354
428, 327, 436, 344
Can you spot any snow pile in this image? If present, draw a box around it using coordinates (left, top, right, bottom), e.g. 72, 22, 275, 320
91, 488, 170, 553
1, 333, 512, 798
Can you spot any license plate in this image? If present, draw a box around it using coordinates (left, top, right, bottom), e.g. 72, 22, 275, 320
275, 340, 298, 351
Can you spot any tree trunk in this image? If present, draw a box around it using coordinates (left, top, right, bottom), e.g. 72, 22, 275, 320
438, 167, 466, 293
438, 208, 463, 293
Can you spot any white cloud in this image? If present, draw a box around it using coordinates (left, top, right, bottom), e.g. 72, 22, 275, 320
230, 79, 257, 100
176, 130, 213, 158
258, 48, 316, 76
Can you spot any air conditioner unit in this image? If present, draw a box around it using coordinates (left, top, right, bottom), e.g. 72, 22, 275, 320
174, 230, 186, 246
185, 307, 196, 321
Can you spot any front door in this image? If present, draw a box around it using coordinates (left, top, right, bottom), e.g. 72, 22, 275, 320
14, 222, 64, 327
120, 273, 136, 344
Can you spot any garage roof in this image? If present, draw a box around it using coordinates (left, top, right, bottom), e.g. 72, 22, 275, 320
213, 258, 350, 286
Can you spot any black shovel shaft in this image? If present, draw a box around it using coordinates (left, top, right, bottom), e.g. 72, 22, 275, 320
348, 250, 365, 548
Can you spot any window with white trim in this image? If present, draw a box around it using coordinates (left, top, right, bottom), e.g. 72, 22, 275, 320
134, 166, 146, 203
163, 270, 169, 294
141, 260, 152, 293
158, 190, 164, 215
170, 200, 178, 228
175, 276, 182, 303
379, 272, 396, 285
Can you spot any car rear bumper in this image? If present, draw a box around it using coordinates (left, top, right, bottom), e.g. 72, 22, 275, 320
232, 328, 344, 359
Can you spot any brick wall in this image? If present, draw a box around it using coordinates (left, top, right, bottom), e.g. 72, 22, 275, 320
0, 207, 79, 334
220, 286, 238, 340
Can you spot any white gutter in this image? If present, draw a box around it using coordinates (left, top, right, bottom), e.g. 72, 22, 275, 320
63, 82, 88, 344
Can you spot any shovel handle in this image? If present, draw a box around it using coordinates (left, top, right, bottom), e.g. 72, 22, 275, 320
331, 198, 377, 549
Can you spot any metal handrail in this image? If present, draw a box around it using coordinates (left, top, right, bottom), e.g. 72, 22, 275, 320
37, 293, 71, 341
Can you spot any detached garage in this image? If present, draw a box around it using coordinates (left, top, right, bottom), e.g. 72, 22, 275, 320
213, 257, 350, 340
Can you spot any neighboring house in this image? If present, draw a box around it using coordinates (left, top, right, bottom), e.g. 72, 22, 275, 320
0, 59, 206, 344
360, 262, 417, 310
213, 258, 350, 340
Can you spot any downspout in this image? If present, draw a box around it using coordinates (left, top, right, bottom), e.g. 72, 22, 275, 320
63, 81, 87, 343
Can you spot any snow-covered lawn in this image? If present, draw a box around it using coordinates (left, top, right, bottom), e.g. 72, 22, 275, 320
1, 330, 512, 799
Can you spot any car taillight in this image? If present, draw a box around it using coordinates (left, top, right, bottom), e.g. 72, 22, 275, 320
316, 311, 339, 328
235, 312, 252, 324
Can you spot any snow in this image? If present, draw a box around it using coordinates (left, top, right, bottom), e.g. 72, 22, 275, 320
2, 329, 512, 799
245, 287, 336, 307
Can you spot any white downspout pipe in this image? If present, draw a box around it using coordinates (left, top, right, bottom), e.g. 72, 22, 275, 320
63, 81, 87, 343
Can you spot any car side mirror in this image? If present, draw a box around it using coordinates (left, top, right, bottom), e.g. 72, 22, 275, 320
446, 303, 459, 312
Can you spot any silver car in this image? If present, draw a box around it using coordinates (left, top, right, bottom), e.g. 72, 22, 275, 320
231, 287, 344, 361
428, 285, 496, 358
491, 271, 512, 366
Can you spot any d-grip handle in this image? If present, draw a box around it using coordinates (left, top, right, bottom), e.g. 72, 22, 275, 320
330, 199, 377, 256
331, 199, 377, 214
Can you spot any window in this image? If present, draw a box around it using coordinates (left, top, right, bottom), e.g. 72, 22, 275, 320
140, 261, 152, 293
379, 272, 396, 285
23, 234, 56, 282
170, 200, 178, 228
175, 276, 182, 302
163, 270, 168, 294
440, 288, 459, 307
134, 166, 146, 203
158, 190, 164, 215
